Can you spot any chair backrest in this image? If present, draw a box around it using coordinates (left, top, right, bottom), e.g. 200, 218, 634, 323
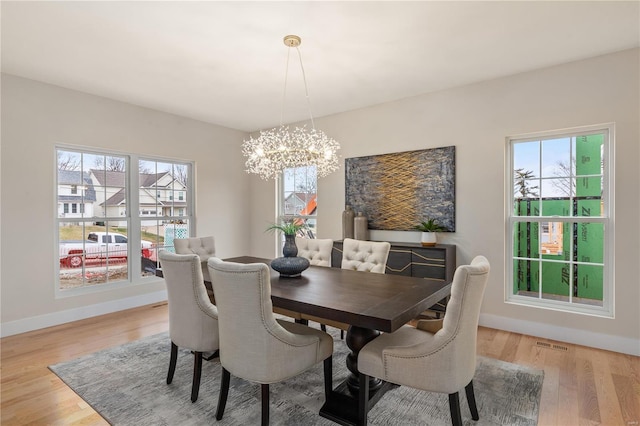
174, 236, 215, 281
341, 238, 391, 274
207, 257, 328, 383
296, 237, 333, 267
158, 251, 219, 352
441, 255, 490, 339
373, 255, 490, 393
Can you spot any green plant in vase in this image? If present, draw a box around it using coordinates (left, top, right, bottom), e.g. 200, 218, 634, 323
415, 218, 446, 247
265, 220, 307, 237
265, 219, 310, 277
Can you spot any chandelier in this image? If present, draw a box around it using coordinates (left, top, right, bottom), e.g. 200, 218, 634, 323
242, 35, 340, 180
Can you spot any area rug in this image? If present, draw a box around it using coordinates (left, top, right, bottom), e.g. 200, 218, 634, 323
49, 328, 543, 425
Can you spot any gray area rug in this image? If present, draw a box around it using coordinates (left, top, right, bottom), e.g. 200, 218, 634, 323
50, 328, 543, 425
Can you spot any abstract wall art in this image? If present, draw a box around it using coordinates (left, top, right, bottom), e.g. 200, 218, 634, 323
345, 146, 455, 231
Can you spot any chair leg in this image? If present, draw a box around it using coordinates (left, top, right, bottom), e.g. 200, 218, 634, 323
191, 351, 203, 402
358, 372, 370, 426
465, 380, 479, 420
323, 356, 333, 401
320, 324, 327, 332
340, 330, 344, 340
216, 367, 230, 420
448, 392, 463, 426
261, 384, 269, 426
167, 342, 178, 384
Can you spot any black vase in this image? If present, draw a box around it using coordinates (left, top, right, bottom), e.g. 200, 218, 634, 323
282, 234, 298, 257
270, 234, 310, 278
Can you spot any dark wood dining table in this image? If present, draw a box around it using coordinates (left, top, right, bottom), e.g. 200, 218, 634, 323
223, 256, 452, 426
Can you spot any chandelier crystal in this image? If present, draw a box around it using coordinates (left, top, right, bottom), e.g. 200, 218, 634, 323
242, 35, 340, 180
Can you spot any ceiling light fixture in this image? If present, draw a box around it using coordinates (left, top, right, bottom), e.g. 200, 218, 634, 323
242, 35, 340, 180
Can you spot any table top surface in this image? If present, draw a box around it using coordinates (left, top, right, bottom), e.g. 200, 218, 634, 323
224, 256, 452, 333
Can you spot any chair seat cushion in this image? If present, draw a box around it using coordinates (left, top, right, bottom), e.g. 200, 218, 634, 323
358, 325, 437, 381
278, 319, 333, 363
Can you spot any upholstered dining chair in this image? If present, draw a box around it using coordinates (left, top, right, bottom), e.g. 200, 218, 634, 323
341, 238, 391, 274
174, 236, 216, 282
207, 257, 334, 426
158, 250, 219, 403
295, 237, 336, 332
356, 256, 490, 426
295, 237, 333, 267
302, 238, 391, 339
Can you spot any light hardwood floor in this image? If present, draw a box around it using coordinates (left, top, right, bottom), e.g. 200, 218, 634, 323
1, 303, 638, 425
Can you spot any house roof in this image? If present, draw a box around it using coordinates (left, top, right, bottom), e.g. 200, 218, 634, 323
57, 170, 97, 202
101, 189, 126, 206
103, 188, 188, 208
91, 170, 173, 188
285, 192, 316, 203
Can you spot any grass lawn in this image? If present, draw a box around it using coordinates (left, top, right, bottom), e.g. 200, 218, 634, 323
59, 225, 164, 243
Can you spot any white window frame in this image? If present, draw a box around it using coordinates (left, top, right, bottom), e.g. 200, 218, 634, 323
55, 146, 195, 297
505, 123, 615, 317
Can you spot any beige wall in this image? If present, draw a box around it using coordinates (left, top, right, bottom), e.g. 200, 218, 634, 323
1, 74, 249, 332
251, 48, 640, 355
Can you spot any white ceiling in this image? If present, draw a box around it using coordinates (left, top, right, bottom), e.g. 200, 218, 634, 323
2, 1, 639, 132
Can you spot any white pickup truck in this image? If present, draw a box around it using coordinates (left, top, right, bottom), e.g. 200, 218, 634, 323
59, 232, 154, 268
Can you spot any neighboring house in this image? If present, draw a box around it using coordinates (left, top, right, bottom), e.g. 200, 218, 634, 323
57, 170, 96, 220
57, 169, 187, 227
284, 192, 316, 216
89, 169, 187, 227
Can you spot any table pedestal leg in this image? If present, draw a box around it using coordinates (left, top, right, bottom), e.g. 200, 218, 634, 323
320, 325, 397, 426
345, 325, 383, 394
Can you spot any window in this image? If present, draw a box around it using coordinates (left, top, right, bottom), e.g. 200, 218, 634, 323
507, 124, 614, 316
278, 166, 318, 249
56, 147, 194, 293
71, 185, 77, 194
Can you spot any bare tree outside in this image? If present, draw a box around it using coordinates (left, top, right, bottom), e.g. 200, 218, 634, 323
92, 156, 125, 171
57, 152, 80, 170
106, 157, 125, 171
173, 164, 188, 185
549, 160, 574, 196
287, 166, 317, 194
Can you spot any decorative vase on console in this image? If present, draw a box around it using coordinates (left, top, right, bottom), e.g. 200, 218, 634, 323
342, 205, 355, 239
354, 212, 369, 240
266, 220, 310, 278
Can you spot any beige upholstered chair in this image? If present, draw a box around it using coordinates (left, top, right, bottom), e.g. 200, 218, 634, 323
341, 238, 391, 274
295, 237, 335, 332
174, 236, 215, 282
302, 238, 391, 339
295, 237, 333, 267
158, 251, 219, 403
357, 256, 490, 426
207, 257, 333, 426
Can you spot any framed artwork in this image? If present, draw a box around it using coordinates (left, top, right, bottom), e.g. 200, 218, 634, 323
345, 146, 455, 231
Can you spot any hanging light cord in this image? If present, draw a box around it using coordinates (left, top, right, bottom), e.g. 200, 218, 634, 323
279, 44, 316, 130
295, 46, 316, 130
279, 46, 291, 127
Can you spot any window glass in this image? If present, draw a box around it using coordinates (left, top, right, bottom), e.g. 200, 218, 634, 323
281, 165, 317, 239
56, 147, 194, 291
508, 125, 612, 316
138, 158, 192, 274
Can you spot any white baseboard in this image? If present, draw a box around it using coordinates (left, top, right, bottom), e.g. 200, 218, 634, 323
0, 290, 168, 338
479, 313, 640, 356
